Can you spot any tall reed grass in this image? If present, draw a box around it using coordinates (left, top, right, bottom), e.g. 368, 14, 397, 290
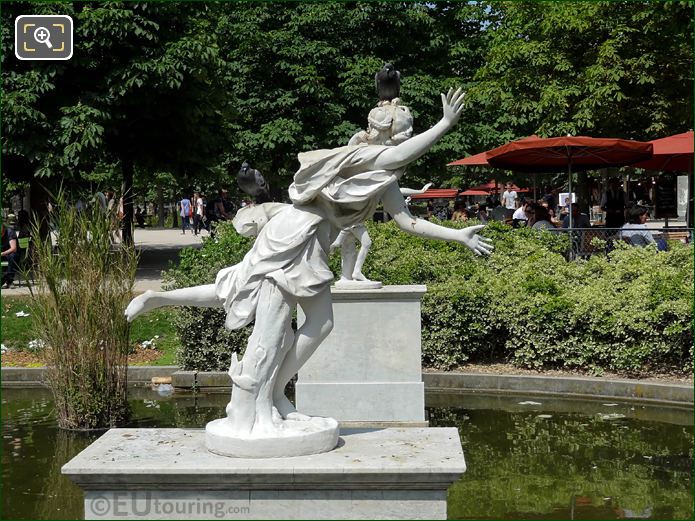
29, 195, 137, 429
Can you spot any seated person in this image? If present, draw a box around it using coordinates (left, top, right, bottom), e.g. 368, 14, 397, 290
451, 204, 469, 222
527, 203, 555, 230
542, 200, 559, 224
620, 205, 667, 250
562, 204, 591, 228
490, 205, 508, 222
476, 203, 489, 224
512, 199, 530, 228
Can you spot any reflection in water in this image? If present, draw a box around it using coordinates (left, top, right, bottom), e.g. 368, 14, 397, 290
2, 388, 693, 520
2, 387, 227, 520
428, 394, 693, 520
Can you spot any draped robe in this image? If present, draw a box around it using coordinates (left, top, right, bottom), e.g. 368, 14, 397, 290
215, 144, 400, 329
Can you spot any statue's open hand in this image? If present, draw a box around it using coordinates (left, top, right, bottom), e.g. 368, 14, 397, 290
441, 87, 465, 126
456, 225, 494, 256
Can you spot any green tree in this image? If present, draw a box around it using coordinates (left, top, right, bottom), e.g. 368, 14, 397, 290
468, 1, 693, 140
213, 1, 493, 192
453, 1, 693, 205
2, 2, 232, 242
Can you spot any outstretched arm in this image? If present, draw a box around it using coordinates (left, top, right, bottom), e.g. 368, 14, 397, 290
381, 183, 493, 256
400, 182, 433, 197
373, 88, 465, 172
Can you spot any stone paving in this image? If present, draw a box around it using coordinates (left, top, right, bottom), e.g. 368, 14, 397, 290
1, 227, 206, 296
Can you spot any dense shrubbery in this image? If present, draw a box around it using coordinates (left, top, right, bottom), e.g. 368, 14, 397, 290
162, 222, 253, 371
164, 219, 693, 374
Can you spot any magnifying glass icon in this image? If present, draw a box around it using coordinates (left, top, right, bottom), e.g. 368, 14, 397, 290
33, 26, 53, 49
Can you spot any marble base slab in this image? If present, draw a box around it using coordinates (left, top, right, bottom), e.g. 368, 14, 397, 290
62, 427, 465, 520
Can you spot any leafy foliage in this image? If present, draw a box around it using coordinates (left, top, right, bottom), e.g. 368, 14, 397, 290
2, 2, 692, 202
2, 2, 231, 177
1, 2, 234, 239
468, 1, 693, 140
165, 219, 692, 374
162, 221, 253, 371
213, 1, 494, 192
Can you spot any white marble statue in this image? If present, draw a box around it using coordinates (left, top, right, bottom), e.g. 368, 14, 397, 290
124, 88, 492, 458
330, 183, 432, 289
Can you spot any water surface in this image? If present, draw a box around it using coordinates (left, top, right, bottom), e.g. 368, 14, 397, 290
2, 387, 692, 519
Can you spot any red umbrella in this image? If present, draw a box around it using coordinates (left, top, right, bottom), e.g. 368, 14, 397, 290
632, 130, 693, 172
486, 136, 653, 173
447, 135, 540, 166
486, 135, 653, 229
458, 189, 490, 196
409, 188, 459, 200
467, 180, 500, 190
448, 136, 538, 198
447, 151, 490, 167
467, 180, 530, 193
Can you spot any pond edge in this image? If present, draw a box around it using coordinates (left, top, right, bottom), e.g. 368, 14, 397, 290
2, 366, 692, 406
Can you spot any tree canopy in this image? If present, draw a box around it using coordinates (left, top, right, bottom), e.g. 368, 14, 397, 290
468, 1, 693, 141
2, 2, 231, 178
2, 1, 692, 206
210, 1, 493, 192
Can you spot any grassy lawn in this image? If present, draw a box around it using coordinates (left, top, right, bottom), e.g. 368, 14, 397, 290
1, 296, 36, 350
128, 307, 179, 366
1, 295, 180, 366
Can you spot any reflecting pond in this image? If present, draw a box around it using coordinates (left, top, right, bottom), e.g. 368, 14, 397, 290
2, 387, 692, 520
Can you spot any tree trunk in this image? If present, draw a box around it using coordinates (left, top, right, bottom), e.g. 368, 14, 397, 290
157, 184, 165, 228
121, 158, 135, 246
171, 192, 179, 229
576, 171, 590, 213
29, 177, 53, 239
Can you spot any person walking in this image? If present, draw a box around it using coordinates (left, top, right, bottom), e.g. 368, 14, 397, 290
1, 224, 18, 288
179, 194, 192, 234
193, 192, 205, 235
502, 182, 518, 219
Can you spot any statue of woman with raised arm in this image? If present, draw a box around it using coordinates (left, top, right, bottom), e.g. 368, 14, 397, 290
124, 88, 492, 457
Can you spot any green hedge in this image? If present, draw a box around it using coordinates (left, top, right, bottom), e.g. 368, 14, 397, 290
164, 219, 693, 374
162, 222, 253, 372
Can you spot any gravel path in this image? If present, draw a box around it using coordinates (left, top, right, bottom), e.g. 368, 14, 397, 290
426, 363, 693, 385
1, 227, 205, 296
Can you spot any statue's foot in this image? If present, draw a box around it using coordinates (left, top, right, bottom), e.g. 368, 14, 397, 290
337, 275, 353, 283
273, 393, 311, 421
352, 271, 370, 282
124, 290, 158, 322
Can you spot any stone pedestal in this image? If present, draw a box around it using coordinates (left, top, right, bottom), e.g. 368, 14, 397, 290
62, 427, 465, 520
296, 285, 427, 425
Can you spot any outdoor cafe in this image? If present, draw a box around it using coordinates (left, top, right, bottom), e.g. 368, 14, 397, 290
408, 131, 693, 257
